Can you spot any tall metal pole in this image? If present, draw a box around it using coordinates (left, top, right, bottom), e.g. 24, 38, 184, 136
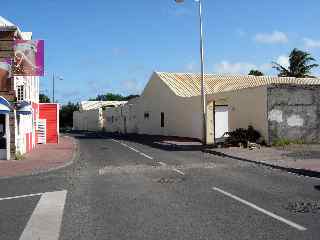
52, 73, 55, 103
199, 0, 207, 145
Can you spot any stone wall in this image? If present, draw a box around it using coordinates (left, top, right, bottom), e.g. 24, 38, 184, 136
267, 84, 320, 144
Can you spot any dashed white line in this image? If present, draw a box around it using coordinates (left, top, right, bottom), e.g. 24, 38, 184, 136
111, 139, 153, 160
212, 187, 307, 231
19, 190, 67, 240
158, 161, 167, 166
0, 192, 44, 201
172, 168, 185, 176
139, 152, 154, 160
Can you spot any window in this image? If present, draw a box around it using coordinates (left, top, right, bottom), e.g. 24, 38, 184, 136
161, 112, 164, 128
144, 112, 150, 119
17, 85, 25, 101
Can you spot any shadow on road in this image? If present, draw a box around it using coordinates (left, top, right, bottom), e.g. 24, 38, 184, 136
315, 185, 320, 191
70, 131, 205, 152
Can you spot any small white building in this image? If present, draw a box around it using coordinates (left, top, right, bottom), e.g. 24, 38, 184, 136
73, 101, 127, 131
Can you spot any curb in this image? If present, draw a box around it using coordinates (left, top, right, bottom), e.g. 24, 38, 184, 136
0, 136, 79, 180
203, 149, 320, 178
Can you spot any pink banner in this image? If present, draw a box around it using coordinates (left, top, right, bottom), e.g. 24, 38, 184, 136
13, 40, 44, 76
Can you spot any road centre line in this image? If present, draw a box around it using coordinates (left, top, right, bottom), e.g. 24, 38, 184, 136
0, 192, 44, 201
158, 161, 167, 166
172, 168, 185, 176
111, 139, 153, 160
140, 152, 154, 160
212, 187, 307, 231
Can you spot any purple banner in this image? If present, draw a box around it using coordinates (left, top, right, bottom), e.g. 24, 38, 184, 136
13, 40, 44, 76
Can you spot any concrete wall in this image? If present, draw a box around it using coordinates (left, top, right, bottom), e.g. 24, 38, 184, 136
208, 86, 268, 142
73, 109, 103, 131
267, 84, 320, 144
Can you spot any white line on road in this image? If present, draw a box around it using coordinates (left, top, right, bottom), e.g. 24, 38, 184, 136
172, 168, 185, 176
158, 161, 167, 166
0, 192, 44, 201
212, 187, 307, 231
139, 152, 154, 160
111, 139, 154, 160
19, 190, 68, 240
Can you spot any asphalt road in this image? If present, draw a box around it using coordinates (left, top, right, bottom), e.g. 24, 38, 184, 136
0, 132, 319, 240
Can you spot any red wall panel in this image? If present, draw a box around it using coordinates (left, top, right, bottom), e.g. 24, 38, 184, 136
39, 104, 59, 144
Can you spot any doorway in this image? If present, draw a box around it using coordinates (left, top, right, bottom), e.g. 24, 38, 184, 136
215, 105, 229, 139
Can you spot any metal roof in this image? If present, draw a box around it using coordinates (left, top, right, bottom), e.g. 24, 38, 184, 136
155, 72, 320, 97
80, 101, 127, 111
0, 16, 16, 29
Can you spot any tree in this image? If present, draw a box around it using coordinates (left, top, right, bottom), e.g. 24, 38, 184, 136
89, 93, 125, 101
39, 93, 51, 103
60, 102, 79, 129
248, 70, 264, 76
272, 48, 319, 78
89, 93, 140, 101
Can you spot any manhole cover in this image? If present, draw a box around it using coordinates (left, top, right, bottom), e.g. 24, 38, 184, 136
284, 201, 320, 213
157, 177, 185, 184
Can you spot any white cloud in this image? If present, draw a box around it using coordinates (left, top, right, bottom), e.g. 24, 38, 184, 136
121, 79, 142, 94
214, 61, 257, 74
276, 55, 289, 68
236, 28, 246, 37
304, 38, 320, 49
185, 61, 197, 72
254, 31, 288, 44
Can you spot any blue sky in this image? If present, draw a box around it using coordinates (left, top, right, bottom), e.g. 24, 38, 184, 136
2, 0, 320, 103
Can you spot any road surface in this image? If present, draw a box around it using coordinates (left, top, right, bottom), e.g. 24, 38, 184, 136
0, 132, 319, 239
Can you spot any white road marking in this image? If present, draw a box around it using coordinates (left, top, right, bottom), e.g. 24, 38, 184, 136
158, 161, 167, 166
172, 168, 185, 176
19, 190, 67, 240
212, 187, 307, 231
139, 152, 154, 160
111, 139, 154, 160
0, 192, 44, 201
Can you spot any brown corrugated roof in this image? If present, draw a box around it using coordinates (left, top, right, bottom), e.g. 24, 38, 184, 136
156, 72, 320, 97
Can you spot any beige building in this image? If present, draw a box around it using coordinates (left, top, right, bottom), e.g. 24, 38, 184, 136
102, 72, 320, 145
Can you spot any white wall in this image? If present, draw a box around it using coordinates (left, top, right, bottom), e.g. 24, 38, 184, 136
73, 109, 104, 131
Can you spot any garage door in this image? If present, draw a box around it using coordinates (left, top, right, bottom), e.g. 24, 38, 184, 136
215, 106, 229, 139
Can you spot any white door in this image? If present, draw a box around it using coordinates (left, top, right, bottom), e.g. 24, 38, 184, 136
215, 106, 229, 139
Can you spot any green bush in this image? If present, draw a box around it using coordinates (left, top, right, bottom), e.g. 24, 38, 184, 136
272, 138, 304, 147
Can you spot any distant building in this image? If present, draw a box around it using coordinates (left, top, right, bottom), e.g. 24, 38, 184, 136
73, 101, 127, 131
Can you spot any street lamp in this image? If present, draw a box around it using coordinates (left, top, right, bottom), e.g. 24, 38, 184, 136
175, 0, 207, 145
52, 73, 63, 103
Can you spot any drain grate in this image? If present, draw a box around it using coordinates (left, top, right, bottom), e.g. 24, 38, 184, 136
284, 200, 320, 213
157, 177, 185, 184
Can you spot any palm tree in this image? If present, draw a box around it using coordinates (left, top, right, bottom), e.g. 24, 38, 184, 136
272, 48, 319, 78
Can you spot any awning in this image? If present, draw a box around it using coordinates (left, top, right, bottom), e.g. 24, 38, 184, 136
16, 101, 32, 115
0, 96, 12, 114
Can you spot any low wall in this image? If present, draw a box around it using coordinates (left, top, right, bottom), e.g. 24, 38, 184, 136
267, 84, 320, 144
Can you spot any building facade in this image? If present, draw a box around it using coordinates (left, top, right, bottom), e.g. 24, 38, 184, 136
98, 72, 320, 145
0, 16, 40, 159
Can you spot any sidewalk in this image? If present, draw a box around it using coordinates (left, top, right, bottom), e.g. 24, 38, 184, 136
0, 136, 76, 178
204, 145, 320, 177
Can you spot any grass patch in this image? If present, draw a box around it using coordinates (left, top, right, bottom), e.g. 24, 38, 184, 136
14, 151, 24, 161
272, 138, 304, 147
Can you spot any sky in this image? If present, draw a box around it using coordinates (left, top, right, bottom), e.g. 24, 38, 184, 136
2, 0, 320, 104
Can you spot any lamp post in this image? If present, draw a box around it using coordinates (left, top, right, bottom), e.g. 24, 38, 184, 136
175, 0, 207, 145
52, 73, 63, 103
